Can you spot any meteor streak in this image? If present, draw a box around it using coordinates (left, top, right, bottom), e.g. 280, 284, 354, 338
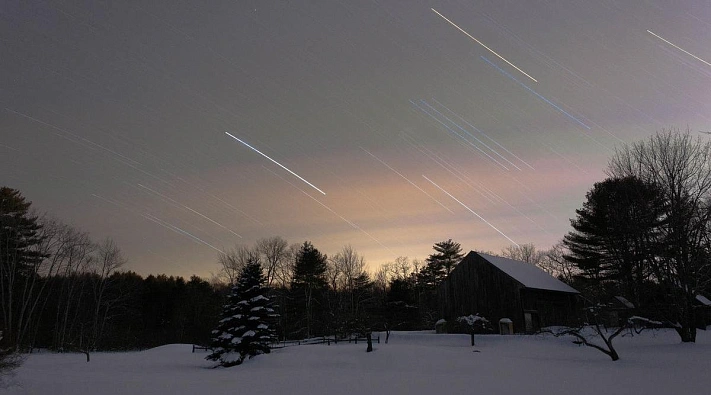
431, 98, 535, 170
422, 175, 519, 247
263, 166, 395, 255
481, 56, 591, 130
400, 131, 498, 204
141, 213, 225, 254
418, 99, 520, 170
360, 147, 454, 214
647, 30, 711, 67
410, 99, 511, 170
5, 107, 173, 185
225, 132, 326, 195
431, 8, 538, 83
137, 183, 243, 238
91, 194, 225, 253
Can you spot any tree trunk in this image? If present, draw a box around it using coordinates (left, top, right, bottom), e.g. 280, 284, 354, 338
675, 326, 696, 343
675, 297, 697, 343
608, 348, 620, 361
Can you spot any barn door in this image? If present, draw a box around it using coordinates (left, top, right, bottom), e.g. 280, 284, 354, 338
524, 312, 533, 332
524, 312, 539, 333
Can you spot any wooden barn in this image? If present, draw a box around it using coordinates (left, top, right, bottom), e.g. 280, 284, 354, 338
439, 251, 580, 333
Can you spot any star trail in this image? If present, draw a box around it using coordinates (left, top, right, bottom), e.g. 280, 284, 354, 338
1, 1, 709, 277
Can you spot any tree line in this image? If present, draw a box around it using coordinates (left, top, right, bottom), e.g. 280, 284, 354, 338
214, 238, 466, 339
0, 187, 225, 353
0, 185, 467, 357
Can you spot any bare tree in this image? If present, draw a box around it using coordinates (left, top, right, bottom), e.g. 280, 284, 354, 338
325, 257, 342, 293
608, 128, 711, 342
47, 223, 94, 351
216, 245, 257, 285
412, 258, 423, 273
255, 236, 288, 287
539, 242, 579, 284
88, 238, 126, 353
332, 245, 370, 317
547, 309, 660, 361
273, 243, 300, 289
373, 265, 389, 299
2, 215, 71, 350
388, 256, 413, 281
333, 245, 366, 291
501, 243, 545, 266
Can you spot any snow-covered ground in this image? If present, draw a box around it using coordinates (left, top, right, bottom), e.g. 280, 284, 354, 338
6, 329, 710, 394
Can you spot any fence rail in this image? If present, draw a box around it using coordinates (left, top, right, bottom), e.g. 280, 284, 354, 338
270, 334, 381, 348
195, 334, 381, 352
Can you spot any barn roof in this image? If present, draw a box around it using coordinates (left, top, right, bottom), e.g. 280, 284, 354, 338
477, 252, 579, 294
696, 294, 711, 306
613, 295, 635, 309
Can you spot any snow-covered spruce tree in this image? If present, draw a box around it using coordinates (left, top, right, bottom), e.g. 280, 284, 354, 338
207, 258, 277, 367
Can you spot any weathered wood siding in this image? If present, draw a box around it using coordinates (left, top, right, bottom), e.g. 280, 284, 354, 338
439, 252, 526, 331
439, 252, 580, 332
520, 289, 579, 327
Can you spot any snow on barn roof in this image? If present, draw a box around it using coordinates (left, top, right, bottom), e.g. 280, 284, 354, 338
614, 295, 635, 309
696, 294, 711, 306
476, 252, 579, 294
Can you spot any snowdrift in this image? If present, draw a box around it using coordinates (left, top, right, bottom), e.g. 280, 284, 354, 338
8, 329, 711, 395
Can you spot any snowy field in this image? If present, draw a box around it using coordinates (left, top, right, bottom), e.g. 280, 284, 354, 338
6, 329, 711, 395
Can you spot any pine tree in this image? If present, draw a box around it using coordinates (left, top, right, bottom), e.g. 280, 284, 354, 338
291, 241, 327, 337
564, 176, 665, 305
417, 239, 463, 288
0, 187, 46, 349
0, 187, 45, 274
207, 259, 277, 367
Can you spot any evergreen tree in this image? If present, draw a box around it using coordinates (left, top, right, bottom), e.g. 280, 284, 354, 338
0, 187, 46, 349
387, 277, 415, 304
0, 187, 45, 274
207, 259, 277, 367
291, 241, 327, 337
564, 176, 666, 306
417, 239, 463, 288
415, 239, 464, 327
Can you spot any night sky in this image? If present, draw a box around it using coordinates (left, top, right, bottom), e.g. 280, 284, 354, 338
2, 0, 710, 277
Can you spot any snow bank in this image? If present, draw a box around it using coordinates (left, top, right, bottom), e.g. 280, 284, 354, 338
9, 330, 711, 395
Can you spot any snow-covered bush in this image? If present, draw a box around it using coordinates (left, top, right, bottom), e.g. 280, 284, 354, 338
451, 314, 491, 334
435, 315, 492, 334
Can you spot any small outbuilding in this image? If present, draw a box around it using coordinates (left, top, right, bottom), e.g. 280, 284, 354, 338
695, 294, 711, 329
604, 295, 636, 327
439, 251, 580, 333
